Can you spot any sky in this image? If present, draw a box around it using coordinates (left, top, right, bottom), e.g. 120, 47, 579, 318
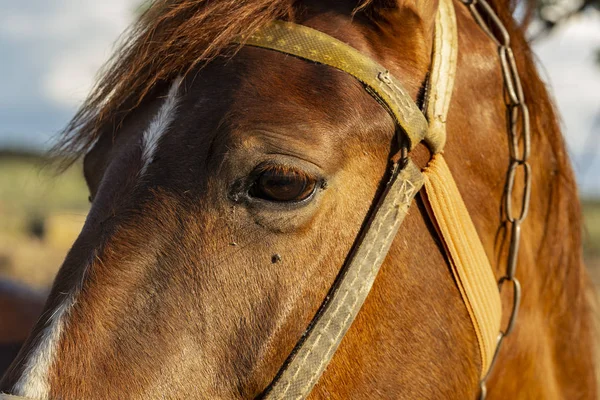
0, 1, 599, 195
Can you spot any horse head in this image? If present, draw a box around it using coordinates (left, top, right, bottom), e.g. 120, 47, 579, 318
1, 0, 595, 398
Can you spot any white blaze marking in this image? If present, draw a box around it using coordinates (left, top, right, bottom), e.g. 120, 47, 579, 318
12, 295, 75, 399
10, 76, 183, 398
140, 76, 183, 175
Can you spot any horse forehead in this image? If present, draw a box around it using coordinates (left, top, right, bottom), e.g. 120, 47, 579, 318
193, 48, 372, 123
161, 53, 377, 166
236, 49, 367, 109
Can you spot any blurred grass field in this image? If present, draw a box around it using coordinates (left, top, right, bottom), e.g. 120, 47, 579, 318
0, 150, 599, 291
0, 151, 89, 289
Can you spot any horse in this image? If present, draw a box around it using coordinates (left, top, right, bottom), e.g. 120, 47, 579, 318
0, 0, 596, 398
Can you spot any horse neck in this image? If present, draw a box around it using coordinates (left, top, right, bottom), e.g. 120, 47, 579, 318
459, 2, 597, 397
311, 1, 597, 397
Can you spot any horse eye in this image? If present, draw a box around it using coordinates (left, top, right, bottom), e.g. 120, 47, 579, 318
250, 166, 317, 203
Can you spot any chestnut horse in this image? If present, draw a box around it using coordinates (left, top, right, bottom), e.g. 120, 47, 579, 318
0, 0, 596, 398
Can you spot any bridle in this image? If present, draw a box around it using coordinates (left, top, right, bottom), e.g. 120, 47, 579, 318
1, 0, 531, 399
236, 0, 531, 398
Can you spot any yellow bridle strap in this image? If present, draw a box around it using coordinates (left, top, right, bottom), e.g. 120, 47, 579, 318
421, 0, 501, 378
423, 155, 502, 377
237, 20, 431, 152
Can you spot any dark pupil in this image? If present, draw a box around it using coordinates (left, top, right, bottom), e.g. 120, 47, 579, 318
254, 169, 314, 202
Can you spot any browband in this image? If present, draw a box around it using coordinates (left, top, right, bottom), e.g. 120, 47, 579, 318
237, 20, 438, 153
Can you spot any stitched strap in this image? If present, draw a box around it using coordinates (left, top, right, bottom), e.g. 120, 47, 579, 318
425, 0, 458, 154
423, 155, 502, 377
264, 161, 424, 399
236, 21, 432, 152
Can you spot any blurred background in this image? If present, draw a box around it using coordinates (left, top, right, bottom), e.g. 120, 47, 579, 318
0, 0, 598, 293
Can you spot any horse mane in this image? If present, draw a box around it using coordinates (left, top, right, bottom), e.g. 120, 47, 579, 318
53, 0, 533, 165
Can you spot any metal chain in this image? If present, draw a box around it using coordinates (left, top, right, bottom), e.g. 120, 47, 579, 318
459, 0, 532, 398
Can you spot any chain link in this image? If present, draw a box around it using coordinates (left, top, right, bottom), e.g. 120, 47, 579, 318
460, 0, 532, 398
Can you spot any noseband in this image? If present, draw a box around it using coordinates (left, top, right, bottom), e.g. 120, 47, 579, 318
1, 0, 531, 398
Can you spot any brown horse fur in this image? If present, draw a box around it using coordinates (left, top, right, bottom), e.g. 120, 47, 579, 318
1, 0, 596, 398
